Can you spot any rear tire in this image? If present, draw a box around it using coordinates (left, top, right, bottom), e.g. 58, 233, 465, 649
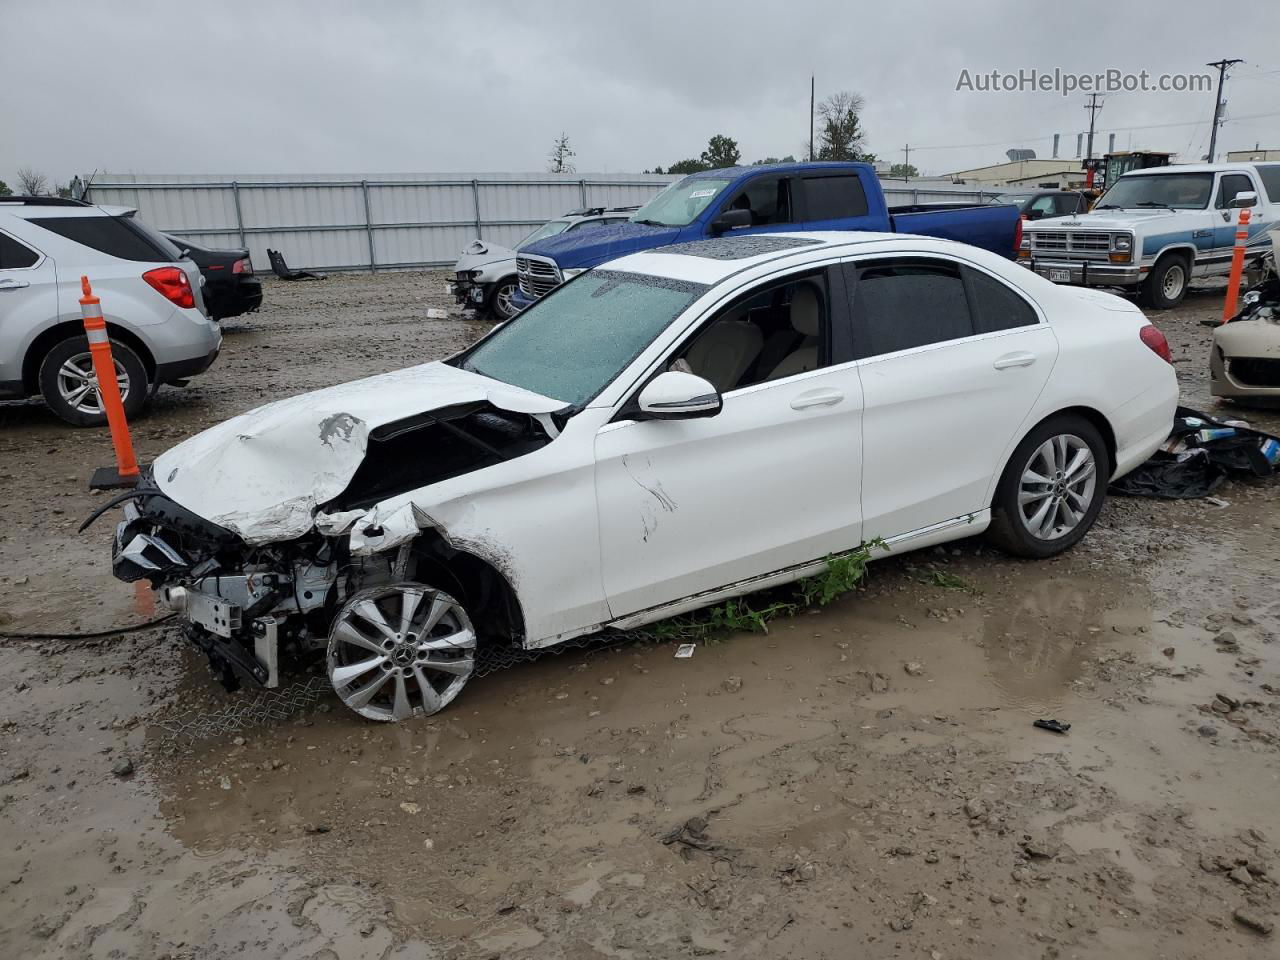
37, 336, 149, 427
985, 414, 1110, 559
1139, 254, 1189, 309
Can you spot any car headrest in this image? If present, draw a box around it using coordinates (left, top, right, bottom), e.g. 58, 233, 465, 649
790, 284, 821, 337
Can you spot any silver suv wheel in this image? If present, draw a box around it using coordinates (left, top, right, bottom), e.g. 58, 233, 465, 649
57, 351, 130, 415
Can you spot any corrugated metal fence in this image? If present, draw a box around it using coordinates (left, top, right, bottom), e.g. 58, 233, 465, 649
83, 172, 998, 274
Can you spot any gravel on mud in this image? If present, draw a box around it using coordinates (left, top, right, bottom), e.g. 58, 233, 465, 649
1, 273, 1277, 959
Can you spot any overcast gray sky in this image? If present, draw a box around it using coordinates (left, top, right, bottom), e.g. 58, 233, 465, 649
4, 0, 1280, 188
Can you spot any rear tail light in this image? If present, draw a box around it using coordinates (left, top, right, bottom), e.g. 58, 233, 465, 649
142, 266, 195, 309
1139, 324, 1173, 364
232, 257, 253, 275
1012, 216, 1024, 258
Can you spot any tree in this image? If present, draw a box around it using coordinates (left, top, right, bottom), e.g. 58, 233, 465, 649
16, 167, 48, 195
548, 133, 576, 174
666, 158, 709, 175
0, 180, 11, 197
752, 155, 796, 166
814, 91, 875, 163
887, 163, 919, 178
700, 134, 741, 169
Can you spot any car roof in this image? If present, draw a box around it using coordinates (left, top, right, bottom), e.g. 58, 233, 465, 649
604, 231, 995, 286
679, 161, 869, 181
0, 201, 136, 220
1120, 162, 1278, 176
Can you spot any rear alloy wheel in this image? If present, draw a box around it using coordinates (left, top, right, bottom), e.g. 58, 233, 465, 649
327, 582, 476, 721
488, 277, 519, 321
37, 336, 149, 427
986, 414, 1109, 558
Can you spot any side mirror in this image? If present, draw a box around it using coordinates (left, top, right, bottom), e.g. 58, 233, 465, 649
1026, 209, 1045, 221
1231, 190, 1258, 209
709, 208, 752, 235
637, 371, 721, 420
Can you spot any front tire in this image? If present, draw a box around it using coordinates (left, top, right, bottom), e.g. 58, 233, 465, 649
327, 582, 477, 722
37, 336, 149, 427
1139, 254, 1188, 309
986, 414, 1109, 559
487, 277, 519, 321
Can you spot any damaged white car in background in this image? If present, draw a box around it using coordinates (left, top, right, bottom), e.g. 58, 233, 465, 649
90, 232, 1179, 721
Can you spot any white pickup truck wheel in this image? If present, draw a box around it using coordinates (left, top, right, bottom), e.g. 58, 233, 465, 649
1140, 255, 1189, 310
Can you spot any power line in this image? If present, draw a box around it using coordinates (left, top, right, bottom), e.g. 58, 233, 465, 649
1206, 58, 1245, 163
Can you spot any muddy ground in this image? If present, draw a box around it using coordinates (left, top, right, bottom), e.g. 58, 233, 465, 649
0, 273, 1277, 959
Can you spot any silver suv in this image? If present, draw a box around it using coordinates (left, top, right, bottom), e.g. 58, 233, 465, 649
0, 198, 221, 425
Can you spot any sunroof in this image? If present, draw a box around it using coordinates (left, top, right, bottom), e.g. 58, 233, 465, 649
652, 236, 823, 261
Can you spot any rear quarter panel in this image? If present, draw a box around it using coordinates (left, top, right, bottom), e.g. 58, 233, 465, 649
1009, 283, 1177, 482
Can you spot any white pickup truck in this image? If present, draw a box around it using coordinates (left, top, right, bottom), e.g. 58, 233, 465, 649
1018, 162, 1280, 307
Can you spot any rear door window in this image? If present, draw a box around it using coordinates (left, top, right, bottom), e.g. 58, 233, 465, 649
847, 258, 974, 358
1257, 165, 1280, 203
803, 175, 870, 220
0, 231, 40, 269
963, 268, 1039, 333
29, 215, 175, 262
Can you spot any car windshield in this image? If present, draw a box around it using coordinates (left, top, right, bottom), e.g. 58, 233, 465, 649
630, 177, 732, 227
454, 270, 707, 406
517, 220, 572, 248
1095, 173, 1213, 210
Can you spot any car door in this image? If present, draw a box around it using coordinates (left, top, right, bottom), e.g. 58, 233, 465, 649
702, 175, 799, 238
593, 265, 865, 619
0, 229, 58, 395
845, 255, 1057, 542
1211, 172, 1259, 264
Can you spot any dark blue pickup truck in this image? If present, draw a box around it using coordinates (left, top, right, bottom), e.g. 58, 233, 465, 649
512, 161, 1022, 308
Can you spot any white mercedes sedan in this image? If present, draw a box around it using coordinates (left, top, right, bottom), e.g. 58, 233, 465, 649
105, 233, 1179, 721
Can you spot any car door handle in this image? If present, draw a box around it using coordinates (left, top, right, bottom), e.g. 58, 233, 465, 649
790, 388, 844, 410
993, 351, 1036, 370
0, 279, 30, 290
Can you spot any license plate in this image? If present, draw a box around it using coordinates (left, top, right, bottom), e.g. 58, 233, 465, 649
1048, 269, 1071, 283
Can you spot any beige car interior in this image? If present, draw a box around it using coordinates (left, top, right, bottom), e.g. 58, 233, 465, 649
670, 277, 826, 392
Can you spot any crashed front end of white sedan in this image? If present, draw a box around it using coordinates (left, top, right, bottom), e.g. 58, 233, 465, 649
104, 362, 567, 722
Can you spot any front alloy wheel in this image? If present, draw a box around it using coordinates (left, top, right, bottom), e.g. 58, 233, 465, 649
327, 582, 476, 721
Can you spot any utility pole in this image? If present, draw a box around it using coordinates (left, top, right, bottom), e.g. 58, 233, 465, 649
809, 76, 815, 162
1083, 93, 1103, 161
902, 144, 911, 181
1206, 58, 1244, 163
1083, 93, 1104, 191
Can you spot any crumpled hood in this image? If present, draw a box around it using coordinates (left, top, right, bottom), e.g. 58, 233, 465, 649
454, 240, 516, 273
1032, 209, 1189, 232
521, 222, 681, 270
153, 362, 564, 544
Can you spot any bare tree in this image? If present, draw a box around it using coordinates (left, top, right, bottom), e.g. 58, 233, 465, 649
16, 167, 49, 195
548, 133, 576, 174
814, 91, 875, 163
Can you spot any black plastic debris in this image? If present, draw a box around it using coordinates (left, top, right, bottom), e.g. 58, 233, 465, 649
1109, 406, 1280, 499
267, 248, 326, 281
1033, 718, 1071, 734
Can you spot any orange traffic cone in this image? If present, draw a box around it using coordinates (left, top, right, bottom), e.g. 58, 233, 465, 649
80, 276, 141, 489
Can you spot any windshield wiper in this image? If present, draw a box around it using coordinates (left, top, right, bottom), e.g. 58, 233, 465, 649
632, 218, 671, 227
1095, 204, 1123, 210
1133, 201, 1176, 211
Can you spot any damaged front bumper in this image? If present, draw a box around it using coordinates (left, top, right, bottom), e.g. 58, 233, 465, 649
449, 273, 488, 309
110, 477, 355, 691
